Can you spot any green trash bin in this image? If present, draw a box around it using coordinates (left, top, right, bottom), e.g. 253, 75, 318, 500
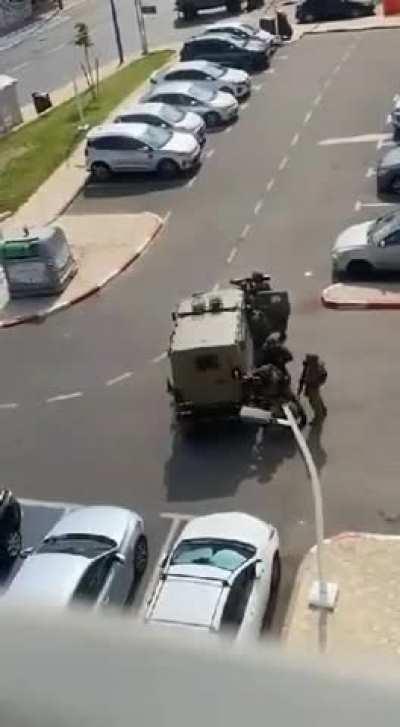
32, 92, 52, 115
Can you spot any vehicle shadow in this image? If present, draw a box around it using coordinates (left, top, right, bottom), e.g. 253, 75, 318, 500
252, 424, 298, 486
83, 169, 197, 199
164, 419, 259, 502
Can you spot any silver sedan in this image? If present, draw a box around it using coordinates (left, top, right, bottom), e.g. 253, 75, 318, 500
2, 505, 148, 609
150, 61, 251, 100
142, 81, 239, 128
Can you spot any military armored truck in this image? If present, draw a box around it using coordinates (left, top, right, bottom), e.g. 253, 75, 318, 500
176, 0, 243, 22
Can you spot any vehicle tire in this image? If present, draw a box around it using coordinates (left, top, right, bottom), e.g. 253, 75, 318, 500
157, 158, 180, 178
0, 530, 22, 562
271, 552, 281, 592
182, 5, 196, 20
346, 260, 373, 279
391, 176, 400, 193
204, 111, 221, 127
91, 162, 111, 182
133, 535, 148, 578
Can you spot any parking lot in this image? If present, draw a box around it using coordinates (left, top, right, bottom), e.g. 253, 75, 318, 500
2, 26, 400, 631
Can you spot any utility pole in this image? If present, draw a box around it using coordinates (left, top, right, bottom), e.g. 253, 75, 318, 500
134, 0, 148, 55
109, 0, 124, 65
58, 0, 64, 9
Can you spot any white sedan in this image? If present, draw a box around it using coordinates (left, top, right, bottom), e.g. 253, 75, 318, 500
332, 210, 400, 277
150, 61, 251, 101
145, 512, 280, 642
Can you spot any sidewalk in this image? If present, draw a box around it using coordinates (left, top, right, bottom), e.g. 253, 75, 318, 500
283, 533, 400, 662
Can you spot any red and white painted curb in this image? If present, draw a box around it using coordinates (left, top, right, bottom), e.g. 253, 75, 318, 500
322, 282, 400, 310
0, 217, 164, 329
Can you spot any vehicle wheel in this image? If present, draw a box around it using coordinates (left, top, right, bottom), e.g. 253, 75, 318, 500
346, 260, 373, 279
303, 12, 315, 21
133, 535, 148, 577
157, 158, 180, 178
271, 552, 281, 592
91, 162, 111, 182
0, 530, 22, 561
392, 176, 400, 193
204, 111, 220, 127
182, 5, 196, 20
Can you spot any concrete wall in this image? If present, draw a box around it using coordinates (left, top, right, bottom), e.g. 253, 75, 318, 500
0, 0, 33, 32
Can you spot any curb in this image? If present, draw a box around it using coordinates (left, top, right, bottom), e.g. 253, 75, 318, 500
321, 285, 400, 310
0, 215, 164, 329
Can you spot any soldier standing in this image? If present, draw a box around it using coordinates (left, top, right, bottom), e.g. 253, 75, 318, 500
260, 332, 293, 372
298, 354, 327, 423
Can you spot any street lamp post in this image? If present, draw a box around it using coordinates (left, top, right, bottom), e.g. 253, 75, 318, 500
109, 0, 124, 65
282, 404, 339, 611
134, 0, 148, 55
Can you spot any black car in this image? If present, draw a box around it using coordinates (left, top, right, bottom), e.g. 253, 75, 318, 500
180, 34, 269, 72
377, 148, 400, 195
295, 0, 375, 22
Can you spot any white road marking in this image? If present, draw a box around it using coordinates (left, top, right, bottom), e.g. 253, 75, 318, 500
206, 148, 215, 159
152, 352, 167, 363
10, 61, 28, 72
386, 113, 392, 126
46, 392, 83, 403
0, 402, 19, 410
342, 50, 351, 62
139, 515, 191, 617
164, 210, 172, 224
46, 42, 66, 54
323, 78, 332, 89
355, 200, 397, 211
242, 101, 249, 110
333, 63, 342, 75
277, 54, 288, 60
186, 176, 197, 189
265, 68, 276, 74
224, 126, 233, 133
313, 93, 322, 107
227, 246, 238, 264
20, 497, 77, 512
254, 199, 264, 215
319, 133, 390, 146
303, 110, 313, 125
365, 167, 376, 178
212, 282, 220, 292
278, 155, 289, 171
290, 132, 299, 147
106, 371, 133, 387
304, 270, 313, 277
160, 512, 194, 521
240, 224, 251, 239
253, 84, 262, 92
266, 177, 275, 192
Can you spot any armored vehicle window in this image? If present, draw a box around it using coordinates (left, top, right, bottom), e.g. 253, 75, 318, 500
196, 354, 220, 371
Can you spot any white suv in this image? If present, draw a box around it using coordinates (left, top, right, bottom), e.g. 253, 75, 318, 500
85, 123, 202, 181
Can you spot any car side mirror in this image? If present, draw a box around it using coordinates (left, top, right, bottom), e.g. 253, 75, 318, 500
255, 560, 264, 579
21, 546, 34, 559
114, 552, 126, 565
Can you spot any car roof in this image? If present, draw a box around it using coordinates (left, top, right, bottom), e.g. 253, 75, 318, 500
87, 123, 148, 139
147, 81, 200, 95
187, 33, 243, 45
3, 552, 89, 607
180, 512, 273, 550
171, 288, 244, 352
164, 60, 215, 72
207, 20, 251, 30
117, 102, 169, 117
47, 505, 135, 546
147, 576, 225, 629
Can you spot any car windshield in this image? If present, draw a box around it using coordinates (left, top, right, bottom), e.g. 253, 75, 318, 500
38, 533, 116, 558
159, 104, 185, 123
171, 538, 256, 571
137, 125, 172, 149
203, 64, 225, 79
368, 211, 400, 244
189, 84, 216, 102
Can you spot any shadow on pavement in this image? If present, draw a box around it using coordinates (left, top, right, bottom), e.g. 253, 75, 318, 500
252, 425, 298, 485
84, 169, 197, 199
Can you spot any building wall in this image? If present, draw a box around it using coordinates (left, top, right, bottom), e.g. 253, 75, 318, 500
0, 0, 33, 32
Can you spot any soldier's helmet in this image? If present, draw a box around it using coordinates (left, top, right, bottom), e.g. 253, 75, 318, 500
251, 271, 264, 283
263, 332, 281, 350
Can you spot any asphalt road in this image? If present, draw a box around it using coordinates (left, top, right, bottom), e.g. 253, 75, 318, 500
0, 0, 268, 106
2, 29, 400, 631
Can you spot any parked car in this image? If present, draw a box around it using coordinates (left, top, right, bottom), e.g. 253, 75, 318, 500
150, 61, 251, 101
145, 512, 281, 641
2, 506, 148, 609
295, 0, 374, 22
176, 0, 244, 22
85, 123, 202, 181
331, 211, 400, 277
390, 95, 400, 140
203, 20, 275, 53
377, 148, 400, 194
142, 81, 239, 127
114, 102, 206, 147
180, 34, 269, 72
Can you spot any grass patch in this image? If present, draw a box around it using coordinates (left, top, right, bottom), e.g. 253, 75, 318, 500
0, 50, 173, 215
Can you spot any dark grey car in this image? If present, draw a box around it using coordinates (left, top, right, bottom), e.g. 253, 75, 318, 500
376, 148, 400, 195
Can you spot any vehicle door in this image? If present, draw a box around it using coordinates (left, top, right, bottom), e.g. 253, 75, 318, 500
374, 228, 400, 270
220, 562, 260, 640
165, 69, 200, 83
153, 92, 185, 113
117, 135, 155, 172
194, 39, 224, 64
73, 553, 118, 608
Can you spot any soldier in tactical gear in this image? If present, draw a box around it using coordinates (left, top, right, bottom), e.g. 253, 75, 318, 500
260, 332, 293, 372
298, 354, 327, 423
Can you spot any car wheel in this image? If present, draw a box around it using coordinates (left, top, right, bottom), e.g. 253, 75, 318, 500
346, 260, 373, 279
157, 158, 180, 178
133, 535, 148, 577
182, 6, 196, 20
0, 530, 22, 561
91, 162, 111, 182
204, 111, 221, 127
271, 552, 281, 592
